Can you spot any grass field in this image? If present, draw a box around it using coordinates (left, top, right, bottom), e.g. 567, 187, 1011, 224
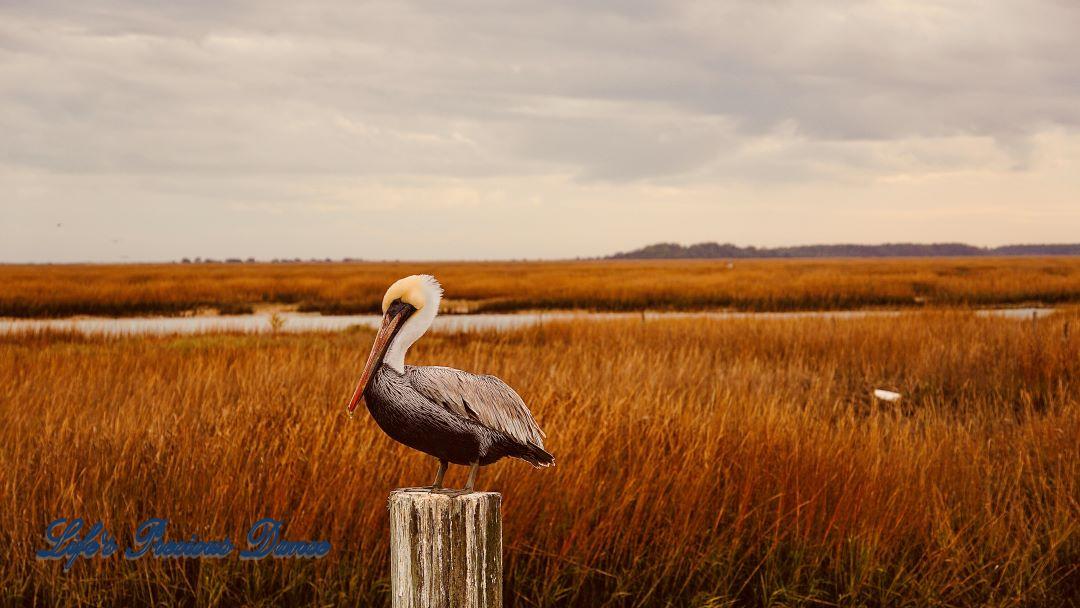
3, 257, 1080, 318
3, 312, 1077, 607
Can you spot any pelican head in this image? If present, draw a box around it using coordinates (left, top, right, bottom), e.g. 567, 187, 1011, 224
347, 275, 442, 414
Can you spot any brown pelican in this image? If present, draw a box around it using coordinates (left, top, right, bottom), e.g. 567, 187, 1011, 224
346, 275, 553, 494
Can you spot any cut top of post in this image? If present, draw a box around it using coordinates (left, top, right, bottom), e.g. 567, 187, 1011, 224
388, 490, 503, 608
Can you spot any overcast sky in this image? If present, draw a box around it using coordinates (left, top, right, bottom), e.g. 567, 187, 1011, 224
2, 0, 1079, 262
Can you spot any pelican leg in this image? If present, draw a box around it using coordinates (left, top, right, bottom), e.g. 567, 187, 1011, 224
401, 459, 448, 492
433, 461, 479, 496
465, 461, 479, 490
433, 459, 447, 488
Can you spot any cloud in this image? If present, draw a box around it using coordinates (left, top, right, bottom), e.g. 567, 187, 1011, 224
1, 0, 1079, 260
5, 1, 1079, 177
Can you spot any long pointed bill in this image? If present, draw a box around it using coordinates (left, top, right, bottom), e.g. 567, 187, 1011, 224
346, 310, 405, 415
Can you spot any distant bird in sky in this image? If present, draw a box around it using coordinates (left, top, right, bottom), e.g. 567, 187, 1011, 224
346, 275, 553, 494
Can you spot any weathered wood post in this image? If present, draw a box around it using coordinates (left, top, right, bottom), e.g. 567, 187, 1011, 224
388, 489, 502, 608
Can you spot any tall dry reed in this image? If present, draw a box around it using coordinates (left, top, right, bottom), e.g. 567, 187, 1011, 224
1, 312, 1077, 606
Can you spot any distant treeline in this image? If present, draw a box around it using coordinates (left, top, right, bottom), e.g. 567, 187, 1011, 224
609, 242, 1080, 259
180, 257, 365, 264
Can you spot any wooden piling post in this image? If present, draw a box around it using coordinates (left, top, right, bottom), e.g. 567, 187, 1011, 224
388, 490, 502, 608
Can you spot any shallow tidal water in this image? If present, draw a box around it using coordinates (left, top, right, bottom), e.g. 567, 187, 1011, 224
0, 307, 1056, 336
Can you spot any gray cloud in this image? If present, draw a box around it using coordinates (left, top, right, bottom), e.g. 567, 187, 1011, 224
1, 0, 1079, 261
5, 1, 1079, 179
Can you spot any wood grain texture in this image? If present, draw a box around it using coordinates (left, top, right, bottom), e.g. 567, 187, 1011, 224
388, 490, 502, 608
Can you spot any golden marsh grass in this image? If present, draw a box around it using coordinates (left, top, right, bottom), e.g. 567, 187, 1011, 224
2, 257, 1080, 317
2, 312, 1078, 606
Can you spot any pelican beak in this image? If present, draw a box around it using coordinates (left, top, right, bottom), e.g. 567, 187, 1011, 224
346, 301, 414, 415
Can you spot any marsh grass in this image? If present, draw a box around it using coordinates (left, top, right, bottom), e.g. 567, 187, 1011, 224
3, 258, 1080, 318
1, 312, 1077, 606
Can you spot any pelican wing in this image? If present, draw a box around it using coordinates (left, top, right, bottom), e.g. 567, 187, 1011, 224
405, 365, 546, 448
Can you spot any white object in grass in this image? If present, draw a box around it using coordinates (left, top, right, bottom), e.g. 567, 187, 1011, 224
873, 389, 902, 402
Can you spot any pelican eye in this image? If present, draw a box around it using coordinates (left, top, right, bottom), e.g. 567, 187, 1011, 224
386, 299, 417, 317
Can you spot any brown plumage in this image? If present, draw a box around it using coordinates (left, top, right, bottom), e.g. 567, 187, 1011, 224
346, 274, 552, 493
406, 365, 548, 451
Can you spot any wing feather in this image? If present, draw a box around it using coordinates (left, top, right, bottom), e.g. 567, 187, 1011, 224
405, 365, 546, 448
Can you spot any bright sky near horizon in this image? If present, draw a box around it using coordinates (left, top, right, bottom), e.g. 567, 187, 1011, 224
2, 1, 1079, 262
